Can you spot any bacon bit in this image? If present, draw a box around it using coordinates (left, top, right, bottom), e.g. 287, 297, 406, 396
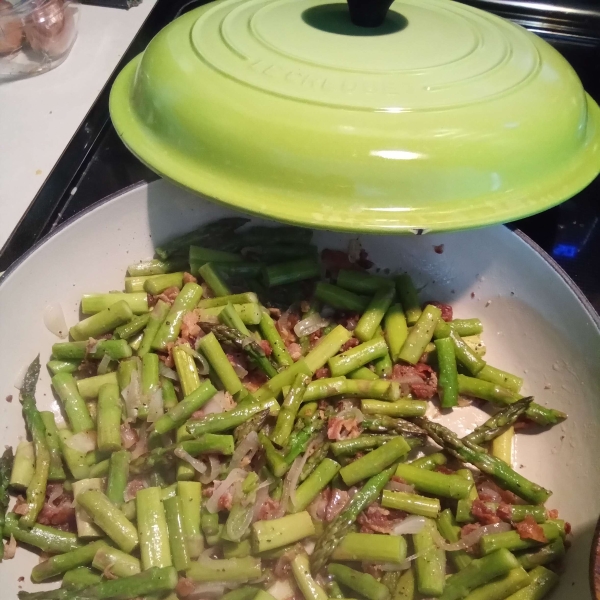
156, 286, 180, 306
218, 493, 233, 511
258, 497, 282, 521
121, 422, 139, 450
514, 420, 536, 431
471, 292, 475, 299
227, 352, 249, 372
435, 466, 456, 475
274, 547, 301, 579
180, 311, 201, 345
392, 363, 438, 399
269, 307, 282, 318
242, 370, 268, 392
461, 523, 481, 538
327, 417, 361, 441
309, 329, 323, 345
341, 337, 360, 352
287, 343, 303, 362
183, 272, 197, 285
362, 562, 382, 578
547, 509, 559, 519
477, 479, 523, 505
276, 314, 299, 346
259, 339, 273, 356
18, 577, 24, 583
160, 343, 176, 369
326, 489, 349, 522
124, 479, 148, 503
37, 485, 76, 529
433, 244, 444, 254
202, 484, 214, 498
496, 503, 513, 522
314, 367, 331, 380
356, 249, 373, 270
336, 312, 361, 332
358, 502, 406, 534
321, 249, 360, 274
515, 515, 547, 543
13, 496, 28, 516
426, 300, 453, 322
565, 522, 571, 535
176, 577, 196, 598
5, 395, 12, 403
471, 499, 501, 525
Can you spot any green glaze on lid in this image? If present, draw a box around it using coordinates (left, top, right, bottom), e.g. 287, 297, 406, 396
110, 0, 600, 233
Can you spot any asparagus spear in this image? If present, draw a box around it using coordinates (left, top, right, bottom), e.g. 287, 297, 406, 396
203, 323, 277, 378
362, 414, 426, 438
20, 356, 51, 528
464, 398, 533, 445
155, 217, 249, 259
3, 512, 82, 554
18, 566, 178, 600
234, 409, 270, 443
0, 447, 13, 560
292, 553, 328, 600
310, 466, 395, 574
300, 441, 331, 481
328, 563, 390, 600
415, 418, 552, 504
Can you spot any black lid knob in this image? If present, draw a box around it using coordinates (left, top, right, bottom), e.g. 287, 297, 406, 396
346, 0, 394, 27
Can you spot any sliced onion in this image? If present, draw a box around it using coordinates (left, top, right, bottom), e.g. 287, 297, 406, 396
158, 363, 179, 381
230, 359, 248, 379
386, 480, 416, 494
230, 431, 259, 471
226, 502, 254, 542
391, 515, 427, 536
203, 391, 235, 417
120, 422, 138, 450
199, 456, 223, 485
287, 435, 320, 510
267, 579, 296, 600
13, 364, 28, 390
121, 360, 143, 421
130, 423, 148, 460
47, 484, 64, 505
146, 388, 164, 423
367, 561, 411, 572
97, 353, 111, 375
180, 344, 210, 375
336, 407, 364, 423
4, 534, 17, 559
190, 582, 228, 598
303, 539, 315, 556
65, 431, 96, 453
205, 468, 247, 513
347, 238, 362, 263
477, 480, 503, 503
43, 302, 68, 339
252, 483, 271, 522
293, 313, 330, 337
175, 447, 207, 474
431, 522, 511, 551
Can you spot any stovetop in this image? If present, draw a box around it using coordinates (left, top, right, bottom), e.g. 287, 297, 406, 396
1, 0, 599, 313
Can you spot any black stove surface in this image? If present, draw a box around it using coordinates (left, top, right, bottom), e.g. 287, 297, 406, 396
1, 0, 599, 313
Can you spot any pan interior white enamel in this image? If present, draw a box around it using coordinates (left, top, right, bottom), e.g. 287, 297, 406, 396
0, 180, 598, 598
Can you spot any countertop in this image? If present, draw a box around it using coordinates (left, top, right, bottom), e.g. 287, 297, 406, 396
0, 0, 157, 248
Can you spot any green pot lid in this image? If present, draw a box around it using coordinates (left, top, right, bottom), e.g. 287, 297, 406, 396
110, 0, 600, 233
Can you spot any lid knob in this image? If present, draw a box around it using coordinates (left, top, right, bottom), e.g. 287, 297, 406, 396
346, 0, 394, 27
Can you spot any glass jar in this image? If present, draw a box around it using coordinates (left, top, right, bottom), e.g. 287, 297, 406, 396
0, 0, 78, 80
